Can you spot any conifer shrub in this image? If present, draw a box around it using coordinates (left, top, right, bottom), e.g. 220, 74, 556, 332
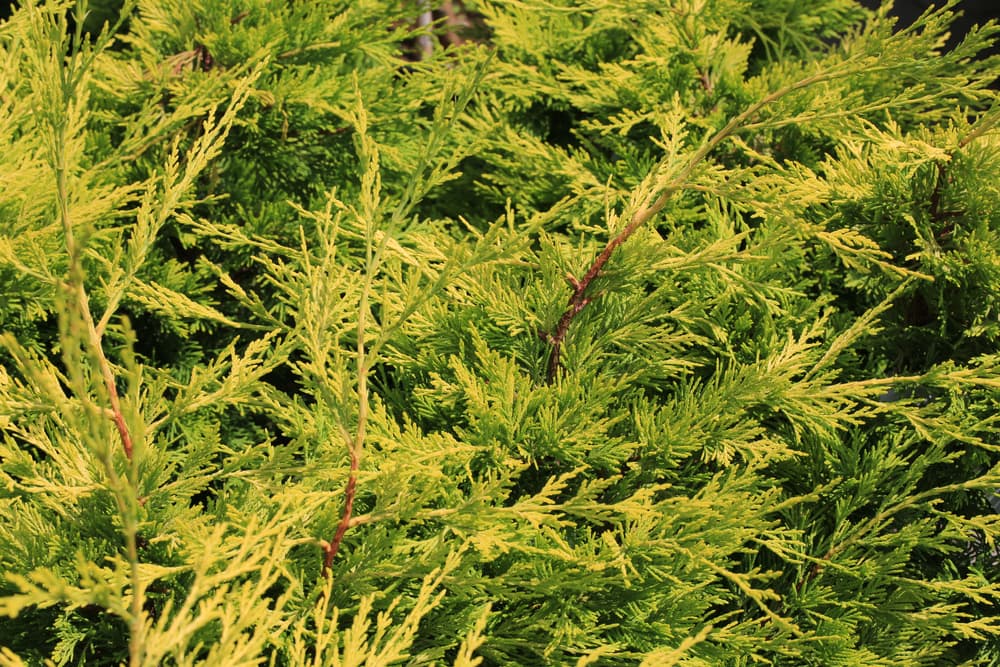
1, 0, 999, 664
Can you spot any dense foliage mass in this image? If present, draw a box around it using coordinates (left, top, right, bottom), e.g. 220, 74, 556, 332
1, 0, 999, 664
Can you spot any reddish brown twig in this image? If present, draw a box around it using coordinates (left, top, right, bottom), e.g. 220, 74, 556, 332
320, 356, 368, 577
106, 375, 134, 459
322, 448, 358, 575
544, 191, 678, 383
76, 284, 135, 460
76, 287, 134, 460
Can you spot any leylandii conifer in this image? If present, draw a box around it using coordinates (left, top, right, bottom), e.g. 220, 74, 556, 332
1, 0, 999, 664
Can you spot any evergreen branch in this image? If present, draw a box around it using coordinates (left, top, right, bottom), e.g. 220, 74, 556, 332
804, 278, 916, 383
319, 61, 493, 574
53, 138, 132, 462
321, 82, 380, 577
688, 548, 801, 637
57, 213, 134, 464
66, 279, 134, 461
320, 208, 385, 576
46, 52, 134, 462
544, 62, 880, 382
797, 472, 1000, 591
452, 604, 492, 667
958, 103, 1000, 149
319, 252, 369, 575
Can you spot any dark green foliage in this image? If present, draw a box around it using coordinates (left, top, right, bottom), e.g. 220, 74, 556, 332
1, 0, 999, 665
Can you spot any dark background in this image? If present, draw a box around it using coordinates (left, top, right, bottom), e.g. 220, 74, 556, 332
859, 0, 1000, 56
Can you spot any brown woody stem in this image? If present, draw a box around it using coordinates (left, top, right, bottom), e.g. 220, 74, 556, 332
76, 283, 134, 459
322, 448, 359, 575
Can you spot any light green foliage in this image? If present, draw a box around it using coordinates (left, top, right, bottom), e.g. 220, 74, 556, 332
1, 0, 999, 664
